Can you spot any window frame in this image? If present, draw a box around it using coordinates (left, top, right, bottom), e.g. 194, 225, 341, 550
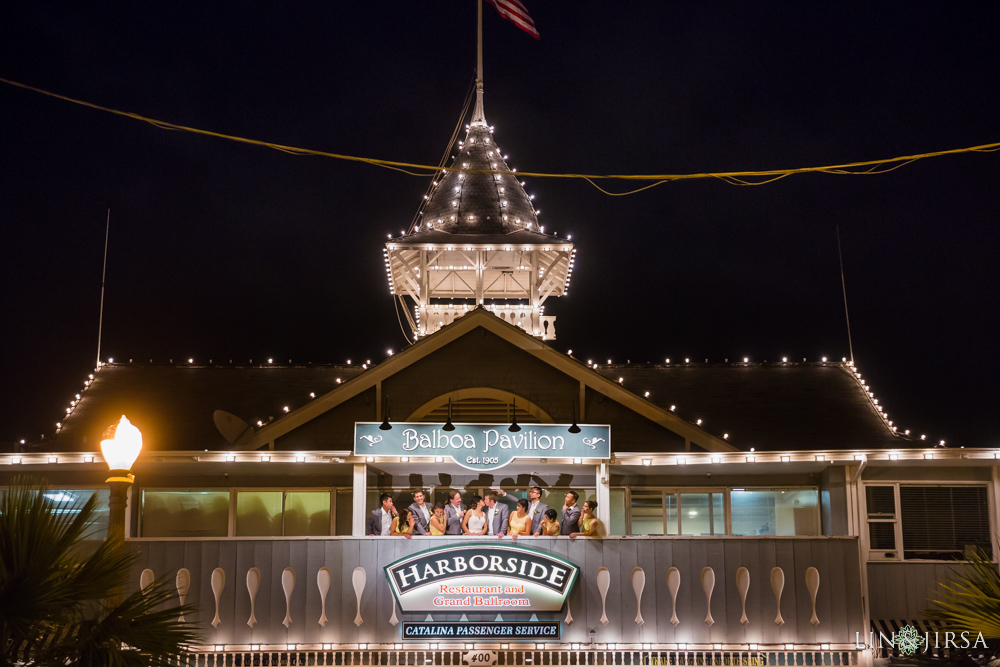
138, 486, 350, 538
625, 486, 729, 536
625, 486, 821, 537
861, 481, 995, 562
729, 486, 822, 537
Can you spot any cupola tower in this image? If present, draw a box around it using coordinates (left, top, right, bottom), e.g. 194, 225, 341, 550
384, 3, 574, 340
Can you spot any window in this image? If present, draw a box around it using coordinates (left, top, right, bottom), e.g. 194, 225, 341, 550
628, 489, 725, 536
44, 488, 110, 541
865, 486, 897, 552
335, 488, 354, 536
900, 486, 991, 560
865, 484, 992, 560
630, 490, 665, 535
234, 490, 331, 537
731, 489, 820, 536
608, 488, 626, 536
680, 492, 725, 536
141, 490, 229, 538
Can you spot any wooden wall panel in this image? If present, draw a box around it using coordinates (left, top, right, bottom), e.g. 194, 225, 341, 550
126, 536, 865, 646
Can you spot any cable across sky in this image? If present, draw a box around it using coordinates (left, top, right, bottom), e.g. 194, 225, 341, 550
2, 76, 998, 197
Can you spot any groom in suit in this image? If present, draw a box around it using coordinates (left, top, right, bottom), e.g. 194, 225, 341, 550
407, 490, 434, 535
483, 493, 510, 538
444, 491, 466, 535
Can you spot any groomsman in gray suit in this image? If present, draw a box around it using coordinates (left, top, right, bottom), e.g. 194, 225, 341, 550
483, 493, 510, 537
560, 491, 581, 535
444, 491, 466, 535
407, 490, 434, 535
495, 486, 548, 536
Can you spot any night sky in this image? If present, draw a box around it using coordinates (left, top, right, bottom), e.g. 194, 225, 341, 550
2, 2, 998, 448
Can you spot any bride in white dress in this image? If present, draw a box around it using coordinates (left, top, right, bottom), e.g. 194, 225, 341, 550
462, 495, 487, 535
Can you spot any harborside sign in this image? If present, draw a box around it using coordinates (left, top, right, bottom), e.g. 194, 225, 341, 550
385, 544, 579, 613
355, 422, 610, 471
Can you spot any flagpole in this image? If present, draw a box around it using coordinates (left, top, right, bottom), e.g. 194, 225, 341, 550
477, 0, 483, 85
473, 0, 485, 123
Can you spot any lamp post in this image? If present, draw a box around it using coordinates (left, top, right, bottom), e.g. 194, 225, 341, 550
101, 415, 143, 548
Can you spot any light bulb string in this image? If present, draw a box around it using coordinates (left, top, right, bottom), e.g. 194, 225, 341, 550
3, 76, 998, 196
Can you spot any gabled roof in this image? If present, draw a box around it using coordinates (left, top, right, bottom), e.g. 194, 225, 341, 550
595, 363, 903, 451
40, 309, 908, 454
241, 307, 735, 453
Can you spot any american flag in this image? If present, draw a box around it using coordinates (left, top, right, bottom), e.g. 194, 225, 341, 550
486, 0, 540, 40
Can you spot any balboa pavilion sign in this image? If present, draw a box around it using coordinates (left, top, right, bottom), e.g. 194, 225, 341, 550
355, 422, 610, 471
385, 543, 579, 614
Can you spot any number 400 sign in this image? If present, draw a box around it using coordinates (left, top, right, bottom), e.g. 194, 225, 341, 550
463, 650, 497, 666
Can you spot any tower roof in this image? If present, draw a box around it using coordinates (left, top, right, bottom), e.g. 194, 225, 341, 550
391, 110, 559, 244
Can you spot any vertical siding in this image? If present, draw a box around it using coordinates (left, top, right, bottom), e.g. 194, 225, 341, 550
867, 562, 963, 620
128, 536, 864, 646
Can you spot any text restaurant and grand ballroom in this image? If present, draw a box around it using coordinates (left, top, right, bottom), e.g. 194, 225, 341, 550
4, 19, 997, 667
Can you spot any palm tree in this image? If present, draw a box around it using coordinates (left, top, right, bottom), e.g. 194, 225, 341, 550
0, 477, 199, 666
925, 545, 1000, 640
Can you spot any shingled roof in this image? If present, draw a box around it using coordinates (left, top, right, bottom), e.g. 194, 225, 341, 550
46, 364, 365, 453
41, 319, 906, 454
389, 98, 559, 243
594, 363, 902, 451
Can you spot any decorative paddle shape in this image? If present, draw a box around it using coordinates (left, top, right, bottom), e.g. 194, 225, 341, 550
281, 567, 296, 628
211, 568, 225, 628
667, 567, 681, 626
389, 597, 399, 626
770, 567, 785, 626
736, 567, 750, 626
596, 567, 611, 625
806, 567, 821, 627
701, 567, 715, 626
317, 567, 331, 627
246, 567, 261, 628
139, 568, 154, 591
632, 567, 646, 626
565, 597, 574, 625
175, 569, 190, 623
352, 567, 367, 626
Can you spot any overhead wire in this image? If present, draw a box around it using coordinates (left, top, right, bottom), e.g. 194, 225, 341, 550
2, 76, 998, 196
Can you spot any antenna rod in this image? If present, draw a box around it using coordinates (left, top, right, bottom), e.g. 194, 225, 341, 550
836, 225, 855, 364
477, 0, 484, 85
96, 209, 110, 367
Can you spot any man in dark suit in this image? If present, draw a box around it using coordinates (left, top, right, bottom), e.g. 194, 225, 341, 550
496, 486, 548, 536
366, 492, 396, 536
483, 492, 509, 537
407, 490, 434, 535
560, 491, 581, 535
443, 491, 466, 535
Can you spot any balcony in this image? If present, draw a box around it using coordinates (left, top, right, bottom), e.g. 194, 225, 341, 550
127, 536, 862, 652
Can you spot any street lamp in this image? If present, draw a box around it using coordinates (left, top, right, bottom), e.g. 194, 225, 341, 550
101, 415, 143, 547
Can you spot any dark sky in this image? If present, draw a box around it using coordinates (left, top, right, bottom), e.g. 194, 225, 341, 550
2, 2, 998, 448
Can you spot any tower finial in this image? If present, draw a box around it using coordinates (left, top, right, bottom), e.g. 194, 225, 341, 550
473, 0, 486, 124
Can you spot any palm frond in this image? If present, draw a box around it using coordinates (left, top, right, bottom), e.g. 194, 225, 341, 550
0, 477, 200, 666
925, 546, 1000, 639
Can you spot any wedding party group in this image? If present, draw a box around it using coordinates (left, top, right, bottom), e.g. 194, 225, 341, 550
365, 487, 603, 539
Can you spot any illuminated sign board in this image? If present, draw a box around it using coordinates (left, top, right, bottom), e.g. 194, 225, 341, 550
402, 622, 560, 640
385, 544, 579, 613
355, 422, 610, 471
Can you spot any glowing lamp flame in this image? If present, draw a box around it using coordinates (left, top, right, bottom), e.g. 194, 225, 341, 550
101, 415, 143, 474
